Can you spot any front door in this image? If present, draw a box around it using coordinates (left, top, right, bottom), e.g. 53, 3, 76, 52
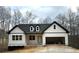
37, 36, 42, 45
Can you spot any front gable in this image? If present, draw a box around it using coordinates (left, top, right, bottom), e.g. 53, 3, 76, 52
10, 27, 24, 34
44, 22, 68, 33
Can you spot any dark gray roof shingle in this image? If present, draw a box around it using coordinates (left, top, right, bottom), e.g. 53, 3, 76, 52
8, 21, 69, 34
18, 24, 50, 34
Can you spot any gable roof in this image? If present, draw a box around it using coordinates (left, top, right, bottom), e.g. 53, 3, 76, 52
43, 21, 69, 33
8, 24, 50, 34
8, 21, 69, 34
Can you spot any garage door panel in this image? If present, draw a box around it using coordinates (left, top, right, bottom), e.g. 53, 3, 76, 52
46, 37, 65, 44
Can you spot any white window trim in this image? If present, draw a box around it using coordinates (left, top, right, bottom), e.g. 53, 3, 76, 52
36, 26, 40, 32
30, 26, 34, 32
12, 35, 22, 40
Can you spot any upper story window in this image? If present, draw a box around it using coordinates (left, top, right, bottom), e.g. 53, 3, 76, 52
30, 26, 34, 32
36, 26, 40, 32
54, 25, 56, 29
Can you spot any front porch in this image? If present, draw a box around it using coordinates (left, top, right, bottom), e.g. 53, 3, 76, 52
25, 34, 43, 46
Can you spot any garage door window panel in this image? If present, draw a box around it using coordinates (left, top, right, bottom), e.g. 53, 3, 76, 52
46, 37, 65, 44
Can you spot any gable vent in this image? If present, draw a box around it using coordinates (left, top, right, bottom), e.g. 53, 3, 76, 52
54, 25, 56, 29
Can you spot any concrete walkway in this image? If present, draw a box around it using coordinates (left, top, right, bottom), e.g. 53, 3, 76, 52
6, 44, 79, 53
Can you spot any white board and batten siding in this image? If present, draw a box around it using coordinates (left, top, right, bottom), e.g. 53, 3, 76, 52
42, 23, 69, 46
8, 27, 27, 46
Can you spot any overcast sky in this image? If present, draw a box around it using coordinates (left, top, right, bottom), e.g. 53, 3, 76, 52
5, 0, 79, 21
10, 6, 70, 19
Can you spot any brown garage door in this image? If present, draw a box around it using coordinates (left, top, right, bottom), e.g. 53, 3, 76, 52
46, 37, 65, 44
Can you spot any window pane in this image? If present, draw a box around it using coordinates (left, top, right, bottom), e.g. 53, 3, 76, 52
29, 36, 35, 40
37, 27, 38, 30
36, 26, 40, 32
30, 26, 34, 32
33, 36, 35, 40
16, 35, 18, 40
12, 35, 15, 40
31, 27, 32, 30
19, 35, 22, 40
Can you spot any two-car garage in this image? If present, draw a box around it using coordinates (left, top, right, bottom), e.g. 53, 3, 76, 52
46, 37, 65, 44
42, 22, 69, 46
42, 33, 68, 46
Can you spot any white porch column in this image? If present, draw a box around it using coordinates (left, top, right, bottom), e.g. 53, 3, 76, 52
65, 34, 68, 45
42, 35, 46, 45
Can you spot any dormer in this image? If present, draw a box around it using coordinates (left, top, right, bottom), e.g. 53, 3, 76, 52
30, 26, 34, 32
36, 26, 40, 32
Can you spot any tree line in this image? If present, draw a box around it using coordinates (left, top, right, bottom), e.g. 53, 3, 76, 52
56, 9, 79, 37
0, 6, 53, 32
0, 6, 79, 38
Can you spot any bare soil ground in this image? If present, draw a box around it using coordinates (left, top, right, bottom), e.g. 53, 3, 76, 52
5, 44, 79, 53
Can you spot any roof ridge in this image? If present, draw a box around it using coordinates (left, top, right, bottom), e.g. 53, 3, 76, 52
19, 24, 51, 25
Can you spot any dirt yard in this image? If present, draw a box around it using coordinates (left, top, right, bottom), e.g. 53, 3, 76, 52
5, 44, 79, 53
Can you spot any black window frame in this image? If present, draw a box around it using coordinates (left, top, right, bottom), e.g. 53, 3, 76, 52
19, 35, 22, 40
16, 35, 18, 40
12, 35, 15, 40
29, 35, 35, 40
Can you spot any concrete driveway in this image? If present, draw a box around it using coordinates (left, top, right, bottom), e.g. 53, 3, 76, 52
6, 44, 79, 53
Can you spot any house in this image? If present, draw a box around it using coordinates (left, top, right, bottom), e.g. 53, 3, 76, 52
8, 21, 69, 47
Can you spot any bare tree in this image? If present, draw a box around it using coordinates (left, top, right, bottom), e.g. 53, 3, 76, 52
38, 18, 45, 24
38, 16, 52, 24
55, 14, 66, 25
21, 16, 26, 24
66, 9, 75, 35
21, 11, 36, 24
56, 9, 76, 36
12, 9, 22, 27
4, 7, 11, 31
0, 6, 11, 49
0, 6, 11, 31
74, 8, 79, 36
